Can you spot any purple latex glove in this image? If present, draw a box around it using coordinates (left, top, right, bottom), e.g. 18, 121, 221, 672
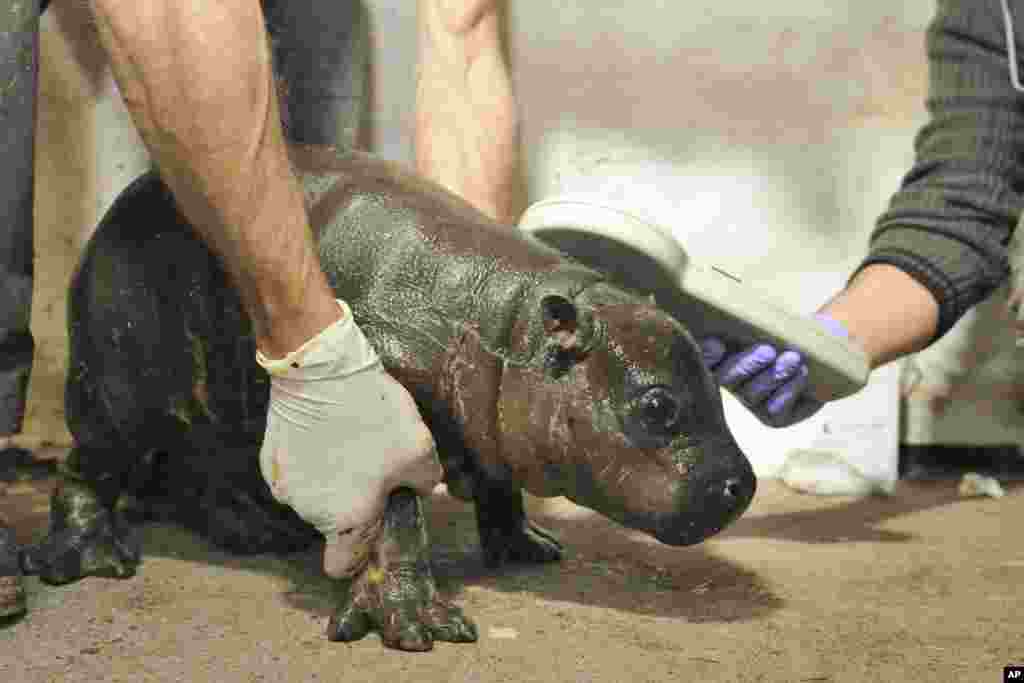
700, 313, 850, 428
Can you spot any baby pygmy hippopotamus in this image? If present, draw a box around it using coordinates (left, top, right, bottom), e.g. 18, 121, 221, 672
24, 148, 755, 651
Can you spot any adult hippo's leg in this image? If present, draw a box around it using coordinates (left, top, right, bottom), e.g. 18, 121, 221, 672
327, 488, 478, 651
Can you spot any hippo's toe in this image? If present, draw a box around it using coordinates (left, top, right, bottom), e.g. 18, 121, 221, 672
327, 558, 478, 651
326, 488, 478, 651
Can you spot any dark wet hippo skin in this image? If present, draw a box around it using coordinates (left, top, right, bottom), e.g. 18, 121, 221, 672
22, 148, 755, 651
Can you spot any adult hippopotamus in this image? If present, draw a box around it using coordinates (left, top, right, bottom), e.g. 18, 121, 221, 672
23, 147, 756, 651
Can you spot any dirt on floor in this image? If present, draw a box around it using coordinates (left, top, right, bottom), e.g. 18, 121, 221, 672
1, 472, 1020, 683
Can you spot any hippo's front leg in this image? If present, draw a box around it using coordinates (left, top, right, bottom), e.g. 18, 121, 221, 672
22, 457, 141, 585
327, 488, 478, 651
474, 478, 563, 568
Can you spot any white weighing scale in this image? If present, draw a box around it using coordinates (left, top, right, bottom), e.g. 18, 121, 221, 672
518, 195, 870, 402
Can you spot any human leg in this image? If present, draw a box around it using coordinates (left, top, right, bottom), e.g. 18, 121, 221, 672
262, 0, 368, 148
0, 0, 42, 618
0, 0, 40, 444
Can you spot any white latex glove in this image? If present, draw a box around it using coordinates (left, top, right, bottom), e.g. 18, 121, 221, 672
257, 300, 442, 578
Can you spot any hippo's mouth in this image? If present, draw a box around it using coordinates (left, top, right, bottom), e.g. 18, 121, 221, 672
650, 459, 756, 546
645, 508, 748, 547
565, 445, 756, 547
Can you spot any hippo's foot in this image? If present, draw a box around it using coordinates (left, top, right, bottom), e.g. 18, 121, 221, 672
327, 558, 478, 651
22, 478, 140, 585
474, 482, 563, 568
326, 488, 478, 651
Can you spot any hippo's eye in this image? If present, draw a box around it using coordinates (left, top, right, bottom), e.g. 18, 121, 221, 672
624, 385, 695, 448
637, 387, 683, 432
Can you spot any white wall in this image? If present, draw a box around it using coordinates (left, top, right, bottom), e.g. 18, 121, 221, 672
506, 1, 933, 477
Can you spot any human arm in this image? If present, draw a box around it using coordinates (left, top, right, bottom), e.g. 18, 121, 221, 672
705, 265, 939, 428
710, 0, 1024, 426
87, 0, 440, 576
818, 264, 939, 369
414, 0, 522, 223
853, 0, 1024, 343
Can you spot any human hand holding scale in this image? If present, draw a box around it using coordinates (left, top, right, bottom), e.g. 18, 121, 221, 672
518, 195, 870, 428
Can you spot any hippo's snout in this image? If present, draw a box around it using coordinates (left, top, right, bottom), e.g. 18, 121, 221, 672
653, 441, 756, 546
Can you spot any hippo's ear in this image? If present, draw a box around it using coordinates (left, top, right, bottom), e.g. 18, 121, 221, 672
540, 294, 596, 357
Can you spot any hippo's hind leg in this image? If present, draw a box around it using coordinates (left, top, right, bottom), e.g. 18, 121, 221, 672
139, 436, 320, 555
180, 472, 320, 556
473, 478, 562, 568
327, 488, 478, 651
21, 446, 141, 585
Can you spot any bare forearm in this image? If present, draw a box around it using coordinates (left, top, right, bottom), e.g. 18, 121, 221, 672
415, 0, 521, 223
89, 0, 338, 356
436, 0, 497, 33
819, 264, 940, 369
81, 1, 444, 579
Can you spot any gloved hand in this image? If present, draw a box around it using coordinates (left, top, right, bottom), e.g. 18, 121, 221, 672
257, 300, 442, 579
700, 312, 850, 428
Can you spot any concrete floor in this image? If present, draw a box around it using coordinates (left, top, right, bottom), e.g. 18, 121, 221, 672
2, 472, 1020, 683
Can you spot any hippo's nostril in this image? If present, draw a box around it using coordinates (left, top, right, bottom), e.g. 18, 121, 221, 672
656, 468, 754, 546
